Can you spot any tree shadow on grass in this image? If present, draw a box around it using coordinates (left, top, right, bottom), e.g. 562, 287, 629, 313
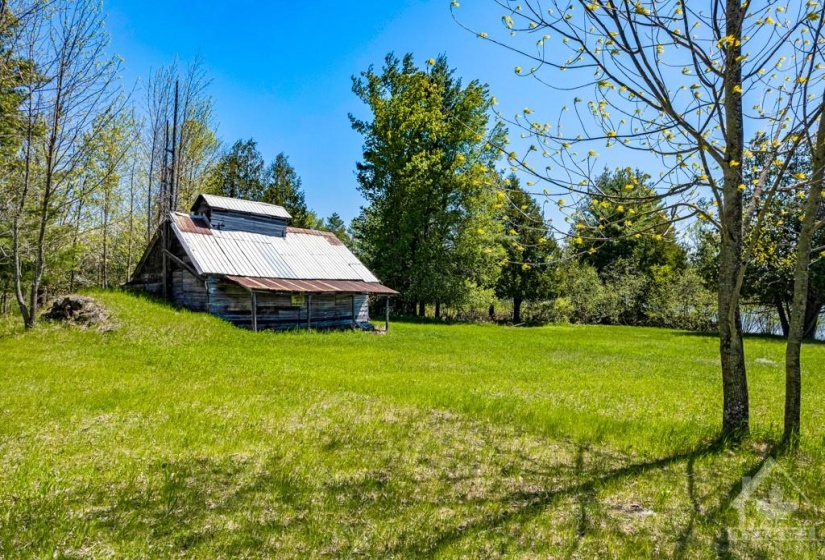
0, 427, 785, 558
390, 437, 777, 558
70, 452, 315, 555
671, 445, 780, 559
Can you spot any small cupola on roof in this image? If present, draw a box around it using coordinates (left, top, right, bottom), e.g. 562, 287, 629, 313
192, 193, 291, 237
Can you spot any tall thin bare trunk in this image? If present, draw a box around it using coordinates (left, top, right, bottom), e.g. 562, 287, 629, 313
783, 96, 825, 444
127, 160, 136, 281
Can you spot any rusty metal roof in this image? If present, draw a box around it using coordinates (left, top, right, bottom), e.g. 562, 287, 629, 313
226, 276, 398, 294
170, 212, 387, 286
286, 226, 343, 246
175, 215, 212, 235
193, 193, 292, 220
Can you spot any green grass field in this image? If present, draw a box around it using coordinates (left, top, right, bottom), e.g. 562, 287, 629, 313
1, 291, 823, 558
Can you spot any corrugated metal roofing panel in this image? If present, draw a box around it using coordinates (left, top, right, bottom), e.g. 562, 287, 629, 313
197, 194, 292, 219
286, 227, 343, 245
226, 276, 398, 295
169, 211, 382, 284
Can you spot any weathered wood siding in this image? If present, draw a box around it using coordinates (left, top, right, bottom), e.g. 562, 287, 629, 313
172, 269, 208, 311
129, 236, 164, 294
130, 233, 202, 301
208, 210, 287, 237
206, 277, 369, 330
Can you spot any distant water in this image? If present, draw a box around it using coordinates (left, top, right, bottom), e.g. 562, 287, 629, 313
741, 306, 823, 340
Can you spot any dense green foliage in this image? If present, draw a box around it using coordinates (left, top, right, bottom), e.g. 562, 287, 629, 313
740, 140, 825, 337
0, 291, 823, 557
261, 152, 317, 229
205, 138, 267, 201
319, 212, 352, 246
351, 53, 506, 313
205, 143, 321, 229
575, 168, 686, 276
494, 174, 558, 322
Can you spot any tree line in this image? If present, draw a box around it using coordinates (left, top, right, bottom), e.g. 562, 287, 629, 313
0, 0, 342, 324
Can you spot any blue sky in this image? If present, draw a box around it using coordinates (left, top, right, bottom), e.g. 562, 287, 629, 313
104, 1, 575, 222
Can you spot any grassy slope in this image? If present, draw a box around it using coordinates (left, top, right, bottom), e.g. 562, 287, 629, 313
0, 291, 823, 558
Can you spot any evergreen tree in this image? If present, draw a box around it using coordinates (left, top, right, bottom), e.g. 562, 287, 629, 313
575, 168, 686, 276
495, 174, 558, 323
261, 152, 313, 228
321, 212, 352, 246
205, 139, 265, 201
741, 140, 823, 337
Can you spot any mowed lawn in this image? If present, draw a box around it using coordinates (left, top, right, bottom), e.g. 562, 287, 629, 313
1, 292, 823, 558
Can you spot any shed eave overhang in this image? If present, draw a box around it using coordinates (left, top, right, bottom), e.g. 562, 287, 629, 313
224, 275, 398, 295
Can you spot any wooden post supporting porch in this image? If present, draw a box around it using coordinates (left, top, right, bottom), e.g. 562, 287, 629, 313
351, 295, 356, 328
385, 296, 390, 332
306, 295, 312, 329
250, 290, 258, 332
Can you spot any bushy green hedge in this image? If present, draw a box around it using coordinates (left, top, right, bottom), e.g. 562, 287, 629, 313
520, 261, 716, 330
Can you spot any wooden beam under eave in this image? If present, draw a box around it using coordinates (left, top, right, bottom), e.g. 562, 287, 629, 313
163, 248, 199, 279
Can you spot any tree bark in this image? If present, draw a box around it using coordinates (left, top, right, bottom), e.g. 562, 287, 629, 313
69, 199, 84, 293
488, 304, 495, 321
717, 0, 749, 439
12, 84, 36, 328
513, 297, 523, 324
776, 298, 790, 337
102, 193, 109, 289
802, 296, 821, 341
435, 301, 441, 319
784, 97, 825, 444
418, 301, 425, 318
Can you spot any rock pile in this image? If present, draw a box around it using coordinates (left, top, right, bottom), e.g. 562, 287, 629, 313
43, 295, 111, 329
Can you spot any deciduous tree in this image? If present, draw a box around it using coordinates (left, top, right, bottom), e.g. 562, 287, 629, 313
8, 0, 122, 328
350, 53, 506, 313
456, 0, 825, 439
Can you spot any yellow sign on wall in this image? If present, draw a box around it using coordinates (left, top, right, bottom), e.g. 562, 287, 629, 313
291, 294, 306, 306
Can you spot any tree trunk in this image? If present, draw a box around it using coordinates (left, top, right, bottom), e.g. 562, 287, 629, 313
776, 298, 790, 338
717, 0, 749, 439
147, 134, 156, 242
718, 269, 749, 437
127, 161, 136, 281
784, 99, 825, 444
69, 199, 84, 293
488, 304, 495, 321
102, 199, 109, 289
802, 296, 821, 341
435, 302, 441, 319
418, 301, 425, 317
13, 95, 35, 329
513, 297, 523, 324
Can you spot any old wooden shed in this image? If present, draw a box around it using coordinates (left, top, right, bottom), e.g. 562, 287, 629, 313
129, 194, 397, 330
